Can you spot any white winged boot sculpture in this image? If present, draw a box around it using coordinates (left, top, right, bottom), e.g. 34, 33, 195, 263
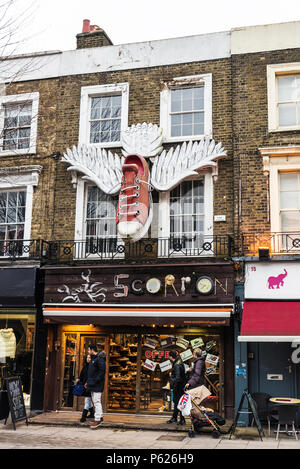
62, 123, 227, 242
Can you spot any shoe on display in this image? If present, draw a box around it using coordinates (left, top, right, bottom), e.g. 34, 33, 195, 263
116, 154, 153, 242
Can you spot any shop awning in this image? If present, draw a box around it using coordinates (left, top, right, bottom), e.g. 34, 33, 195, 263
43, 303, 233, 327
238, 301, 300, 342
0, 268, 36, 307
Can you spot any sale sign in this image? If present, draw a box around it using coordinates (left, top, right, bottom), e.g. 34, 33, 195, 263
143, 359, 157, 372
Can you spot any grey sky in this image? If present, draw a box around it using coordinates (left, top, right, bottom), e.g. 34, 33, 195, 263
11, 0, 300, 54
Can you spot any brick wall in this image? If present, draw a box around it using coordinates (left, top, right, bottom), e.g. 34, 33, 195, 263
232, 49, 300, 247
1, 57, 234, 244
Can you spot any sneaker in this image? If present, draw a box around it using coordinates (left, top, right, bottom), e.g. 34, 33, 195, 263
90, 418, 103, 429
117, 154, 152, 242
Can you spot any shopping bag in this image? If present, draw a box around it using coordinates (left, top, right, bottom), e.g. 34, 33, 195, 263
177, 392, 192, 416
72, 383, 84, 396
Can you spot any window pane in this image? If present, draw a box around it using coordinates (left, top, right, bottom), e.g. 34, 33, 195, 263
111, 131, 120, 142
182, 113, 193, 124
278, 103, 297, 126
101, 107, 111, 119
17, 207, 25, 223
182, 124, 192, 136
18, 191, 26, 206
7, 208, 16, 223
280, 192, 299, 209
281, 211, 300, 231
0, 209, 6, 223
278, 76, 295, 101
280, 173, 299, 191
111, 95, 121, 107
171, 125, 181, 137
90, 107, 100, 120
8, 192, 17, 207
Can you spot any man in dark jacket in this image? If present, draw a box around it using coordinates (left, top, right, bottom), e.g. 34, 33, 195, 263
86, 344, 106, 429
166, 351, 186, 425
185, 348, 205, 390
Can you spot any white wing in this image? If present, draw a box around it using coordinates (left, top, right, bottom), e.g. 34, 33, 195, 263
62, 144, 124, 195
151, 137, 227, 191
122, 122, 163, 158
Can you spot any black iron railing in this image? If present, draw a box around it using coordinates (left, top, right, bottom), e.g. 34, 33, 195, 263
242, 231, 300, 256
41, 235, 234, 263
0, 239, 43, 260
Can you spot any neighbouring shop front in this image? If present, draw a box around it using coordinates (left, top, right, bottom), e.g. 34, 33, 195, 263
42, 262, 235, 419
238, 261, 300, 402
0, 267, 38, 408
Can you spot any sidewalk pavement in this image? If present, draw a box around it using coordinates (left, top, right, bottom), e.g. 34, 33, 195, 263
1, 411, 300, 449
1, 421, 300, 449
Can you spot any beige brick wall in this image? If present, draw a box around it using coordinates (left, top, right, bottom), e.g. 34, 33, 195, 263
2, 58, 234, 243
232, 49, 300, 248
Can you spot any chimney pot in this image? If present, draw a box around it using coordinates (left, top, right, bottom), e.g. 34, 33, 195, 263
82, 19, 90, 33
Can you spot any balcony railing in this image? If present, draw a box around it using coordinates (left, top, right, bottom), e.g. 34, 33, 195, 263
242, 231, 300, 256
0, 239, 43, 260
41, 235, 234, 264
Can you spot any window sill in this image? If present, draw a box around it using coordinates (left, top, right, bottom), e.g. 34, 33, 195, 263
0, 148, 36, 157
269, 126, 300, 133
162, 133, 212, 144
78, 141, 122, 149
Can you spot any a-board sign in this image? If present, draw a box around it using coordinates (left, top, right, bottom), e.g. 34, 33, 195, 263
229, 389, 264, 441
2, 377, 28, 430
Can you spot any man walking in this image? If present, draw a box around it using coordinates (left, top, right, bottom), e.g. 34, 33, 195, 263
166, 351, 186, 425
86, 344, 106, 429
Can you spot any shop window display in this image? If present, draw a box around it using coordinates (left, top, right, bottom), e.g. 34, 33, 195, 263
0, 314, 35, 407
108, 334, 138, 411
140, 333, 220, 414
106, 331, 220, 414
62, 333, 77, 408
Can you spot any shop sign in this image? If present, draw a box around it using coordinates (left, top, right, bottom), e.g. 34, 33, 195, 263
143, 359, 157, 371
176, 337, 190, 349
245, 262, 300, 299
55, 269, 233, 304
145, 349, 170, 360
144, 338, 159, 349
159, 360, 172, 372
179, 349, 193, 362
190, 337, 204, 349
205, 353, 219, 365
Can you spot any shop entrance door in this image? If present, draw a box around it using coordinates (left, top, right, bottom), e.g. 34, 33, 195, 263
60, 332, 107, 411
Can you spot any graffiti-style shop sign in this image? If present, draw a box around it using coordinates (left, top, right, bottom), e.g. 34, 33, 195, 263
245, 262, 299, 299
2, 377, 28, 430
53, 268, 233, 304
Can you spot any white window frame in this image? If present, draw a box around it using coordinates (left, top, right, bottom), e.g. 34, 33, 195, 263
156, 173, 213, 256
260, 147, 300, 233
74, 180, 124, 259
0, 165, 42, 257
267, 63, 300, 132
0, 92, 39, 156
79, 83, 129, 148
160, 74, 212, 143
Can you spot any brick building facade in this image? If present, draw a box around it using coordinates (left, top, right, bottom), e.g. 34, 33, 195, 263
1, 19, 300, 424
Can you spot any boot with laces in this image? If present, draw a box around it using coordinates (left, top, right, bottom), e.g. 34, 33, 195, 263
117, 154, 152, 242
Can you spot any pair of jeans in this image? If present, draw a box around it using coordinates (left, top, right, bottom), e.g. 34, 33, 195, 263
91, 392, 103, 421
84, 396, 93, 411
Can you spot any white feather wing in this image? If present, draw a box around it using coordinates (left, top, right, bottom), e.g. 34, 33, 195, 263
151, 137, 227, 191
62, 144, 124, 195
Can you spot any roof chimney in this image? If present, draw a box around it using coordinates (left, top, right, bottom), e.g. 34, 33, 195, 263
76, 19, 113, 49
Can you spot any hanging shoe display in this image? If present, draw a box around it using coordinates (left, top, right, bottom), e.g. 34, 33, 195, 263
116, 154, 153, 242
